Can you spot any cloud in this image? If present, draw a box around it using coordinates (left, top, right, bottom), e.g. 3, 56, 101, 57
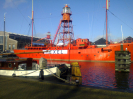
3, 0, 26, 8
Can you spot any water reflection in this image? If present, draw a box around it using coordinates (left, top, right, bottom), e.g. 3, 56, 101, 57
47, 60, 133, 91
129, 65, 133, 90
79, 62, 116, 88
115, 72, 129, 90
79, 62, 133, 91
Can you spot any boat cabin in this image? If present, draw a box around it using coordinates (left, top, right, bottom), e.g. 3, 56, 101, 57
76, 38, 91, 47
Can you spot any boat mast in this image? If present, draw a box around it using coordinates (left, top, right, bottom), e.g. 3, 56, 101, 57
106, 0, 109, 46
31, 0, 34, 47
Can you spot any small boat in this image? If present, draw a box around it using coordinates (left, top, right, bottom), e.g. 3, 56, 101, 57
0, 57, 57, 77
0, 56, 82, 85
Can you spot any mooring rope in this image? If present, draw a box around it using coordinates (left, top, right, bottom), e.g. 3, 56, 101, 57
44, 67, 76, 85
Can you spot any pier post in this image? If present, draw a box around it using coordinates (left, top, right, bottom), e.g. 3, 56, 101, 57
39, 57, 47, 80
115, 45, 131, 72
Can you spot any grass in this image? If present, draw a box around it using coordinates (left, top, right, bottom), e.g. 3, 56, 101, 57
0, 76, 133, 99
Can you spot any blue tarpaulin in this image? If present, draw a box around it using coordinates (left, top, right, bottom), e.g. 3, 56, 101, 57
32, 42, 44, 46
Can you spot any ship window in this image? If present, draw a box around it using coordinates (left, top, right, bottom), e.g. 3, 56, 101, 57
128, 45, 129, 46
82, 40, 83, 42
94, 55, 96, 56
98, 51, 99, 53
8, 63, 12, 68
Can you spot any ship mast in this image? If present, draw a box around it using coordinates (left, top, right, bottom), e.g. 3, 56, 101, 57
31, 0, 34, 47
106, 0, 109, 46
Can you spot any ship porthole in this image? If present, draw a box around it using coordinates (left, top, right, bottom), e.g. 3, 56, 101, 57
8, 63, 12, 68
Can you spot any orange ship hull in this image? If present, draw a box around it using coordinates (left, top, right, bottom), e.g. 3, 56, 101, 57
14, 42, 133, 62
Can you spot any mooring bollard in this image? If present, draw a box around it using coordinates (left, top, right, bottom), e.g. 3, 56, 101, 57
12, 67, 16, 77
39, 57, 47, 80
39, 69, 44, 80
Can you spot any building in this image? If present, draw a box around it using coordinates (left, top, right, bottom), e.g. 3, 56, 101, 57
0, 31, 17, 52
0, 31, 47, 52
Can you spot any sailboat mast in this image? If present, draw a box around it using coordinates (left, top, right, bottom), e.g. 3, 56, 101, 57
31, 0, 34, 47
106, 0, 109, 46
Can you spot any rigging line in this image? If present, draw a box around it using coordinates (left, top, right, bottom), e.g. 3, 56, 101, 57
124, 0, 133, 15
12, 1, 29, 23
103, 12, 106, 40
35, 15, 61, 19
17, 21, 31, 48
108, 10, 133, 31
33, 22, 37, 38
27, 21, 32, 36
19, 16, 24, 33
23, 23, 32, 35
19, 4, 30, 34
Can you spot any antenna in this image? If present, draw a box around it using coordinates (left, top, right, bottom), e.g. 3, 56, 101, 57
64, 4, 69, 6
31, 0, 34, 47
121, 25, 124, 43
4, 12, 7, 52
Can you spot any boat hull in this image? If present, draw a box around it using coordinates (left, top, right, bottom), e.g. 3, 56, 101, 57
0, 67, 57, 77
14, 43, 133, 62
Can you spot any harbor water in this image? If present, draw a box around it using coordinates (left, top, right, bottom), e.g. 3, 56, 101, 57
79, 62, 133, 92
48, 61, 133, 92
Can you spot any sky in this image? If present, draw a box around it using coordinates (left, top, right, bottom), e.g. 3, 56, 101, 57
0, 0, 133, 42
